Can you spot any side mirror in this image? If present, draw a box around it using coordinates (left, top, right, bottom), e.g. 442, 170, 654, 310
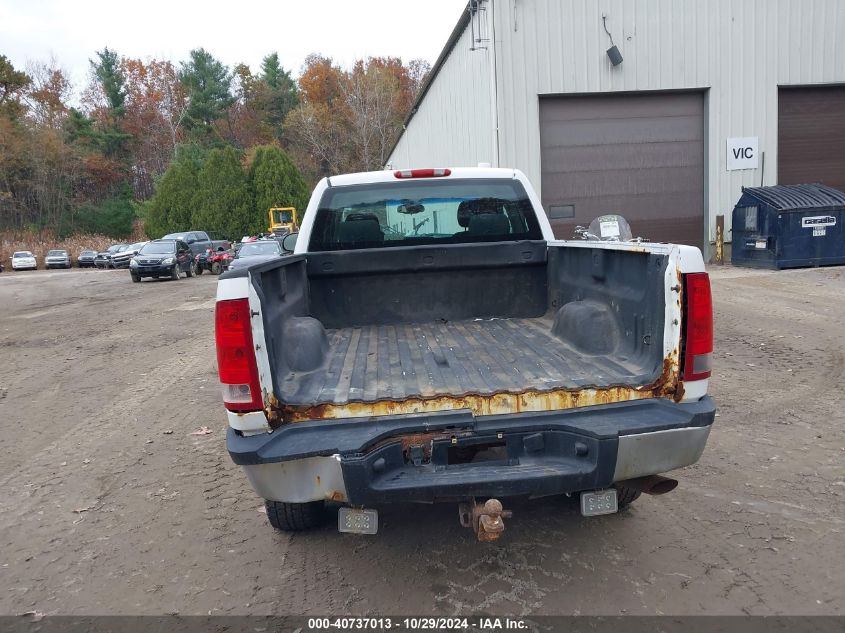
282, 232, 298, 253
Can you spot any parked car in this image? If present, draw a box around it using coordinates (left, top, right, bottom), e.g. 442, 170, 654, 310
77, 250, 98, 268
130, 239, 196, 282
95, 244, 128, 269
11, 251, 37, 271
44, 249, 71, 269
226, 239, 283, 272
111, 241, 148, 269
217, 167, 715, 538
162, 231, 230, 258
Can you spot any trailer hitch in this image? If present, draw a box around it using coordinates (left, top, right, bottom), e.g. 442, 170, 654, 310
458, 498, 513, 542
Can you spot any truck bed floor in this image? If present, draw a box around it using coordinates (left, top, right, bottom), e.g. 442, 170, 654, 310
280, 317, 653, 406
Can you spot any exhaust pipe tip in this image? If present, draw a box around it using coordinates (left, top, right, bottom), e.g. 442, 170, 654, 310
647, 477, 678, 495
617, 475, 678, 495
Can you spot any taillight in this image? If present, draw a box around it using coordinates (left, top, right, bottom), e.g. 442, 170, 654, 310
393, 168, 451, 178
682, 272, 713, 381
215, 299, 263, 412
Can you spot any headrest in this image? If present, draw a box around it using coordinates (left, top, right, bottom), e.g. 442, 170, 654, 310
337, 215, 384, 243
466, 212, 511, 236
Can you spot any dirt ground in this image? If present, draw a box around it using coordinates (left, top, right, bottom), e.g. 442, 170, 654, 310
0, 265, 842, 616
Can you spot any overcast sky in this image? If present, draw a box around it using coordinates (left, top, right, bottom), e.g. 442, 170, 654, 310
1, 0, 467, 90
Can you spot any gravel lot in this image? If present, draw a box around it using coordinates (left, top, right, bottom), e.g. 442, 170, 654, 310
0, 265, 842, 616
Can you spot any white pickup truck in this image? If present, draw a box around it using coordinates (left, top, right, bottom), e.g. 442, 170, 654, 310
215, 167, 715, 540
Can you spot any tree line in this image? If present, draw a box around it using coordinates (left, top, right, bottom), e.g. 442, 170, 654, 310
0, 49, 429, 239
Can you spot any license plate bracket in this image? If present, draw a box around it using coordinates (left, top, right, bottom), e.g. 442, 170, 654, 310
338, 507, 379, 534
580, 489, 618, 516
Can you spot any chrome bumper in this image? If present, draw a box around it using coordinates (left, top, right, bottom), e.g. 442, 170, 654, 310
238, 423, 712, 504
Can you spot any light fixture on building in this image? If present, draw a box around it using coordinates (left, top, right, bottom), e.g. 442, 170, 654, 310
607, 45, 623, 66
602, 15, 623, 67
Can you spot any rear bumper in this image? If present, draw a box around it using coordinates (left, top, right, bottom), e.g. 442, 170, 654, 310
228, 396, 715, 504
134, 264, 174, 277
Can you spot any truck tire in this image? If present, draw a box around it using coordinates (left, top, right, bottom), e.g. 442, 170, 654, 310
195, 265, 203, 276
186, 262, 195, 278
265, 500, 325, 531
614, 485, 641, 509
131, 272, 140, 283
211, 261, 222, 275
171, 265, 181, 281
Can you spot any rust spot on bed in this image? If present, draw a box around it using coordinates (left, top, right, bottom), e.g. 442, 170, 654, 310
263, 349, 683, 426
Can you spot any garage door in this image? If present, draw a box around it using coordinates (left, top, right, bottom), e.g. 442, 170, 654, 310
539, 92, 705, 246
779, 86, 845, 192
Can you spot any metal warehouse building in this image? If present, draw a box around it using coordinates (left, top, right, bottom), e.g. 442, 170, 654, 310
387, 0, 845, 256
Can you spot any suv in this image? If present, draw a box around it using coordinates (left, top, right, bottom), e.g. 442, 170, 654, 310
78, 250, 98, 268
45, 249, 71, 269
130, 239, 196, 282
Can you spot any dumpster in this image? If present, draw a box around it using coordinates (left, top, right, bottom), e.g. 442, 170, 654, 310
731, 184, 845, 269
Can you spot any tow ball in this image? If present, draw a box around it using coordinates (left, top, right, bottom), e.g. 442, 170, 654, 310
458, 498, 513, 541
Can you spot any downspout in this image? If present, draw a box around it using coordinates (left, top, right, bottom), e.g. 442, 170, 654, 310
489, 0, 500, 167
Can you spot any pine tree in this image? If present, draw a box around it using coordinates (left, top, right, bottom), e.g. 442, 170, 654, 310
0, 55, 32, 120
90, 48, 131, 159
192, 146, 253, 238
248, 144, 309, 225
259, 53, 298, 138
179, 49, 235, 144
143, 146, 206, 237
92, 48, 127, 114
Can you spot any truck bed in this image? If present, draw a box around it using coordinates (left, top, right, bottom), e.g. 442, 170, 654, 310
280, 316, 651, 406
250, 241, 670, 421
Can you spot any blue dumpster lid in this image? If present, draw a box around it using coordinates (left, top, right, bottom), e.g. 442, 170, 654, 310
741, 184, 845, 211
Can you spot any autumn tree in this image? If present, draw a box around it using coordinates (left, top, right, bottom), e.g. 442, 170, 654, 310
0, 57, 88, 233
284, 55, 430, 178
284, 55, 353, 180
227, 63, 271, 149
1, 46, 429, 239
179, 49, 234, 145
25, 58, 72, 128
0, 56, 32, 227
122, 58, 188, 199
345, 57, 410, 171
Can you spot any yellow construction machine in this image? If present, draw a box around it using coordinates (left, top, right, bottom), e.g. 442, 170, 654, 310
268, 207, 299, 237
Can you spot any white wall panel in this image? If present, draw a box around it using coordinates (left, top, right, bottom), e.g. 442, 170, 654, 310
390, 0, 845, 249
495, 0, 845, 246
388, 11, 494, 170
